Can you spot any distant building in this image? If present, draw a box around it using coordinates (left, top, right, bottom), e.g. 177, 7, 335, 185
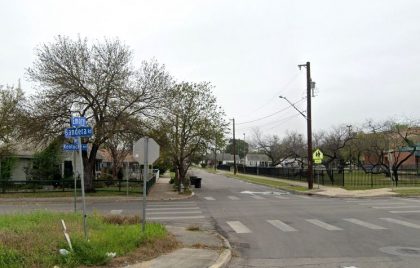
244, 153, 271, 167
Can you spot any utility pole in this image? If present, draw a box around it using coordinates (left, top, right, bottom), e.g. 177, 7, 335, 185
231, 118, 237, 175
298, 62, 313, 189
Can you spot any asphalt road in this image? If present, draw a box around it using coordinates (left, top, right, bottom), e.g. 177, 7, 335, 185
3, 170, 420, 268
191, 169, 420, 268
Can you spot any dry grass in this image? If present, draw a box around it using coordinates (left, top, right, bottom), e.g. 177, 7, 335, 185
101, 215, 140, 225
107, 234, 180, 267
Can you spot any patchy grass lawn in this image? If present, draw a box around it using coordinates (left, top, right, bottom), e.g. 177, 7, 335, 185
224, 173, 308, 192
0, 211, 178, 268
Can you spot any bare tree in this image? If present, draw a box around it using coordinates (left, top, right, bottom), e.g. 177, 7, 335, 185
314, 125, 355, 183
156, 82, 227, 191
0, 85, 25, 154
355, 119, 420, 185
25, 36, 172, 191
252, 129, 305, 167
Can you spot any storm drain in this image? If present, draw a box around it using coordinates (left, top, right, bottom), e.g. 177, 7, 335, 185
380, 246, 420, 257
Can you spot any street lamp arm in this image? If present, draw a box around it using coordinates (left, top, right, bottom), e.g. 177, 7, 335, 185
279, 96, 307, 119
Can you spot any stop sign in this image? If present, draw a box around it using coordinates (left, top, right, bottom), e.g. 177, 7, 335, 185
133, 137, 160, 164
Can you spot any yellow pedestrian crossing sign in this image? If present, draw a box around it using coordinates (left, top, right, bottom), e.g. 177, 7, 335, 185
312, 149, 324, 164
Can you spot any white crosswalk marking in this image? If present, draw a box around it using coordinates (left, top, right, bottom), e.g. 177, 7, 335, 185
371, 206, 420, 209
228, 195, 240, 200
147, 210, 202, 215
250, 195, 265, 200
343, 218, 387, 230
110, 209, 122, 215
146, 207, 200, 211
297, 195, 312, 199
227, 221, 252, 234
267, 220, 297, 232
359, 202, 406, 206
148, 215, 205, 220
306, 219, 343, 231
148, 202, 196, 207
380, 218, 420, 229
204, 196, 216, 201
389, 210, 420, 214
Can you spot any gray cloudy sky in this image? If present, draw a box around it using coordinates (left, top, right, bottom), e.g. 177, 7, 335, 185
1, 0, 419, 139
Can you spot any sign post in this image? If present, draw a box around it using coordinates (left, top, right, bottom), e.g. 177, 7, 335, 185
312, 149, 324, 189
64, 117, 92, 240
133, 137, 160, 232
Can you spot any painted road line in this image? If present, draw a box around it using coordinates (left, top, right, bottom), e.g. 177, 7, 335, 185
306, 219, 343, 231
250, 195, 266, 200
380, 218, 420, 229
394, 198, 420, 203
147, 210, 202, 215
146, 207, 200, 211
147, 204, 198, 208
147, 202, 196, 207
149, 201, 195, 205
267, 220, 297, 232
274, 195, 290, 200
389, 210, 420, 214
359, 202, 406, 206
371, 206, 420, 209
204, 197, 216, 201
228, 196, 240, 200
343, 218, 387, 230
148, 215, 205, 220
296, 195, 312, 199
110, 210, 122, 215
227, 221, 252, 234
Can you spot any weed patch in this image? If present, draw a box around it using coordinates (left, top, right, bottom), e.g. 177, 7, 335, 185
0, 211, 174, 267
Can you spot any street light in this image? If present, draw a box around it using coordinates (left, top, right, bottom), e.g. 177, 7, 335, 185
279, 62, 315, 189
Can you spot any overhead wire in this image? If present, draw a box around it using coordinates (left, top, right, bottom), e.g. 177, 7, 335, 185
235, 72, 303, 118
236, 97, 306, 125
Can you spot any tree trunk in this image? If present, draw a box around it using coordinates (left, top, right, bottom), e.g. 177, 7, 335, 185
83, 143, 99, 192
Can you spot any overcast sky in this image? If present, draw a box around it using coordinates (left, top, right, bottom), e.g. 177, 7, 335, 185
1, 0, 419, 139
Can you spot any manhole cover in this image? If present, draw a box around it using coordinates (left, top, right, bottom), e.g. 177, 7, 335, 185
380, 246, 420, 257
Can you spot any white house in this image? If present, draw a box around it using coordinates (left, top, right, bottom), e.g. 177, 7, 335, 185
243, 153, 271, 167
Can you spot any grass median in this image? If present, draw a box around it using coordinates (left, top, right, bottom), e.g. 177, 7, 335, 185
223, 172, 308, 192
0, 211, 178, 268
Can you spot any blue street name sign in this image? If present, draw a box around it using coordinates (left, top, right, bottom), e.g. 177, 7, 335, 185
64, 127, 93, 138
63, 144, 88, 151
71, 117, 87, 127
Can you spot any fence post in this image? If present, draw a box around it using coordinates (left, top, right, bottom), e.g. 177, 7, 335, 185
371, 173, 373, 188
342, 171, 345, 187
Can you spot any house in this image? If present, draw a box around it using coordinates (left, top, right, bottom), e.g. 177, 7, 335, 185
205, 152, 240, 166
243, 153, 271, 167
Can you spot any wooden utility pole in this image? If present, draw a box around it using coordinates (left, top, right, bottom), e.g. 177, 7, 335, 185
299, 61, 313, 189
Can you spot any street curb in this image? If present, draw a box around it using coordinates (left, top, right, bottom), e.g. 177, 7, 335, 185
0, 192, 195, 203
208, 232, 232, 268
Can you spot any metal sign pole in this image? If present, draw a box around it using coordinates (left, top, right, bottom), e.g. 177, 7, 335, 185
73, 150, 77, 212
142, 137, 149, 232
78, 136, 88, 240
126, 163, 129, 196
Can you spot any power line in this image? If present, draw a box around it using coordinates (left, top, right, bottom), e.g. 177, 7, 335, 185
236, 72, 303, 117
236, 97, 305, 125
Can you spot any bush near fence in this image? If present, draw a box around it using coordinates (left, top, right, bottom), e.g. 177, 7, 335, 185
217, 165, 420, 189
0, 174, 157, 194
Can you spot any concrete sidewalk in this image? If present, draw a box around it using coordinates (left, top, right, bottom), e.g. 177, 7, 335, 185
123, 178, 231, 268
123, 226, 231, 268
